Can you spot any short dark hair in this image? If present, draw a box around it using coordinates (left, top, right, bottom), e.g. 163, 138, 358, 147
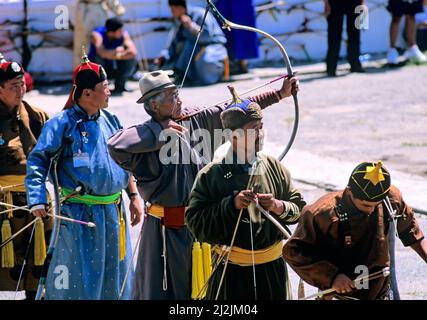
168, 0, 187, 8
0, 75, 23, 88
74, 86, 94, 102
105, 17, 124, 32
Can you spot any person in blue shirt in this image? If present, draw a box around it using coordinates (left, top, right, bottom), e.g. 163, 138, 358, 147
89, 17, 137, 95
154, 0, 228, 86
25, 54, 142, 299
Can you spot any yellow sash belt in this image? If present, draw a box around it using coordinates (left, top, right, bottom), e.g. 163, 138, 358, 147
0, 175, 26, 193
215, 241, 283, 267
147, 203, 165, 218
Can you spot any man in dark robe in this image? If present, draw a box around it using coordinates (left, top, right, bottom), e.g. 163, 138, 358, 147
185, 89, 305, 300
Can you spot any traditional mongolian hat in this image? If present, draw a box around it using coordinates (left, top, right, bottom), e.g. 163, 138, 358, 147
220, 86, 263, 131
63, 48, 107, 109
348, 160, 391, 202
0, 53, 25, 84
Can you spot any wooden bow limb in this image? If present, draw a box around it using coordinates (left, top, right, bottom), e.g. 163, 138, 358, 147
254, 203, 292, 239
300, 267, 391, 300
215, 208, 245, 300
214, 160, 261, 300
383, 196, 401, 299
13, 221, 36, 300
117, 222, 143, 300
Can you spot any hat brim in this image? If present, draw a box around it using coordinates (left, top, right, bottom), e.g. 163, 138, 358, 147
136, 82, 176, 104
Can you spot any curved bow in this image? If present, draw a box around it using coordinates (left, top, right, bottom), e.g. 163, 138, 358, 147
199, 0, 300, 300
206, 0, 300, 161
35, 147, 63, 300
177, 1, 300, 300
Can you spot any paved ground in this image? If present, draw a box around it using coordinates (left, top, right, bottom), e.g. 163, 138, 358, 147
1, 59, 426, 300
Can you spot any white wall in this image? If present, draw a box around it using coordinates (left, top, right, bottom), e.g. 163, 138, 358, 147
0, 0, 392, 79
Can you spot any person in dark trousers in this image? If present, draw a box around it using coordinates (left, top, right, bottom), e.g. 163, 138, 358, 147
324, 0, 365, 76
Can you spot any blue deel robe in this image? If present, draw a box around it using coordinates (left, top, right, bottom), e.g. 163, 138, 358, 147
25, 104, 134, 300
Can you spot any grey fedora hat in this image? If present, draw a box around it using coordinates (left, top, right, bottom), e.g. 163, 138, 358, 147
136, 70, 176, 104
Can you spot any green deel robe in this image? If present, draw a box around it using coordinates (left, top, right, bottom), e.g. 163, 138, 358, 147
185, 152, 306, 300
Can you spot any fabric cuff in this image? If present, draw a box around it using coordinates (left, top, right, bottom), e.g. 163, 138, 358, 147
30, 204, 47, 212
399, 224, 424, 247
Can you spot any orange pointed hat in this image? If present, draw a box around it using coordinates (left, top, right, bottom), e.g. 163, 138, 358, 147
63, 47, 107, 110
348, 160, 391, 201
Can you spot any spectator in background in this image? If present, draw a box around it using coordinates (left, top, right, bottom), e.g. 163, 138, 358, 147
215, 0, 259, 75
387, 0, 427, 64
73, 0, 126, 67
324, 0, 365, 76
154, 0, 228, 86
89, 17, 137, 95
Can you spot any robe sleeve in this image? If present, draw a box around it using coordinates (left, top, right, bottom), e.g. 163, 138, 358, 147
276, 164, 305, 224
185, 90, 284, 136
185, 166, 241, 244
25, 115, 67, 208
107, 122, 164, 171
389, 186, 425, 246
282, 208, 340, 290
249, 90, 281, 110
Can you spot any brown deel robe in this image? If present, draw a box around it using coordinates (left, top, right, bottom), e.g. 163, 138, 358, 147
0, 100, 52, 292
283, 185, 424, 300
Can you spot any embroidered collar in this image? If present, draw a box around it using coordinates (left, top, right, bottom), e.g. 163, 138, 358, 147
72, 104, 101, 121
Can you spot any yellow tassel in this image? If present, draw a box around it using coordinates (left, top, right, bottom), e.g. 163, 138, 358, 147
1, 219, 15, 268
119, 211, 126, 261
191, 241, 205, 299
4, 191, 14, 219
34, 218, 46, 266
200, 242, 212, 298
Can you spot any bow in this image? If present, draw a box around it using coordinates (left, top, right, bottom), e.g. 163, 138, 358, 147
33, 147, 87, 300
176, 1, 299, 162
197, 1, 299, 299
34, 148, 62, 300
206, 0, 299, 162
176, 1, 299, 299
